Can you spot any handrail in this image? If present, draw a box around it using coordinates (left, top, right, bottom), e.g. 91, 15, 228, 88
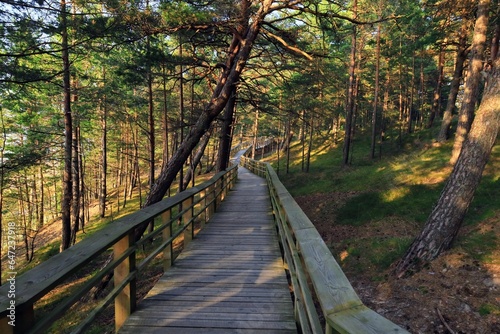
240, 155, 409, 334
0, 165, 238, 334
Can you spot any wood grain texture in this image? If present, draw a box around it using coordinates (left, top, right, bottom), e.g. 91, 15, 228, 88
119, 166, 297, 333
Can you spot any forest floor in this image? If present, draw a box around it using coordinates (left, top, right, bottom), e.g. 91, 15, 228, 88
296, 192, 500, 334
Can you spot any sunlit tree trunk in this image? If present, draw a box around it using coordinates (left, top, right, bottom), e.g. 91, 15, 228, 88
252, 109, 259, 159
99, 80, 107, 218
147, 37, 155, 192
370, 21, 381, 159
343, 0, 357, 166
71, 122, 81, 245
450, 0, 490, 164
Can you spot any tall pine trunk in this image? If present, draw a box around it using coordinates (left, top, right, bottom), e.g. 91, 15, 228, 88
370, 21, 381, 159
343, 0, 357, 166
99, 84, 107, 218
437, 22, 469, 142
60, 0, 72, 252
450, 0, 490, 164
427, 44, 445, 128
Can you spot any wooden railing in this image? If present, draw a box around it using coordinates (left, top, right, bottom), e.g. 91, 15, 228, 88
240, 155, 409, 334
0, 165, 238, 334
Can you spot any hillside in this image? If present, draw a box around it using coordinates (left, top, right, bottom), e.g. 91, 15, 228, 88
273, 133, 499, 333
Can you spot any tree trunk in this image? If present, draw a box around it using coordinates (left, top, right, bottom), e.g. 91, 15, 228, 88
183, 130, 212, 189
60, 0, 72, 252
437, 22, 469, 142
394, 48, 499, 279
450, 0, 490, 164
427, 44, 445, 128
99, 90, 107, 218
147, 37, 155, 191
305, 116, 313, 173
370, 21, 381, 159
178, 35, 185, 193
216, 86, 236, 172
252, 109, 259, 159
342, 0, 357, 166
71, 124, 81, 245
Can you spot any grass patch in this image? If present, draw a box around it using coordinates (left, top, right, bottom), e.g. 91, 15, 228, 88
457, 230, 498, 263
336, 184, 440, 226
335, 236, 413, 280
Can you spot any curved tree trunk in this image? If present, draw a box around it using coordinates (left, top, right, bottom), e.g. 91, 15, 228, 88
394, 53, 499, 278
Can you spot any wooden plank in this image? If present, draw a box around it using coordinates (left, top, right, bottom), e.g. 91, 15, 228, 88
160, 268, 289, 283
138, 299, 294, 311
146, 286, 291, 298
327, 306, 410, 334
123, 318, 297, 330
295, 227, 362, 313
130, 309, 294, 321
120, 327, 296, 334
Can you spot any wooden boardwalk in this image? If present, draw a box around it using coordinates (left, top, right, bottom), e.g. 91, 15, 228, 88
120, 166, 297, 333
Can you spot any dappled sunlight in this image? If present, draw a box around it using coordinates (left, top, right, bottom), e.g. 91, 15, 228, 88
340, 250, 349, 262
382, 187, 411, 202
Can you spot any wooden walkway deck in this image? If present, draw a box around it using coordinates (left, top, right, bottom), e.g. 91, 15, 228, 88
119, 166, 297, 334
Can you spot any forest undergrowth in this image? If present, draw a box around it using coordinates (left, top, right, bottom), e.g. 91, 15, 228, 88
275, 129, 499, 333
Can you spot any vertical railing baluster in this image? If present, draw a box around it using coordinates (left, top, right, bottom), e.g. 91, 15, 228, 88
183, 196, 194, 245
162, 209, 173, 271
114, 232, 136, 332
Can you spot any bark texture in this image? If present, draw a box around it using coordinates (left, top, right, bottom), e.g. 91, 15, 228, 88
61, 0, 72, 251
450, 0, 490, 163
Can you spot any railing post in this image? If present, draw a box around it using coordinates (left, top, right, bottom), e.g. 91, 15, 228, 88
114, 232, 136, 332
215, 178, 222, 209
199, 190, 207, 229
183, 196, 194, 245
221, 174, 227, 201
162, 209, 173, 271
206, 184, 215, 222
